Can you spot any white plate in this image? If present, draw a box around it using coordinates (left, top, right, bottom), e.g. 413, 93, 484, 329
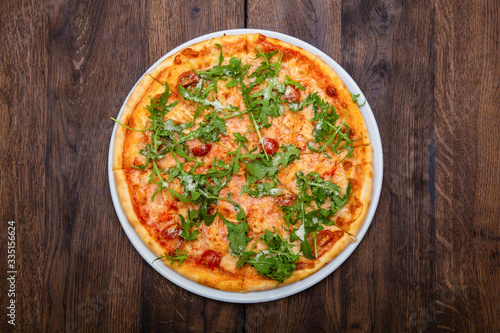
108, 29, 383, 303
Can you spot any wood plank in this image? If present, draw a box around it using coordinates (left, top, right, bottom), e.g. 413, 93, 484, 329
434, 0, 500, 331
342, 1, 437, 332
0, 0, 47, 331
40, 0, 149, 331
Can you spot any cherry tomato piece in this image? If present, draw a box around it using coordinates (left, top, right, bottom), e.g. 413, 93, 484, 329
276, 193, 296, 207
162, 225, 182, 239
192, 143, 212, 156
284, 85, 300, 102
201, 250, 221, 269
178, 71, 200, 88
263, 138, 279, 155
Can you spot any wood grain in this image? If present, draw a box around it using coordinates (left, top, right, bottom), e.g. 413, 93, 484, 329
434, 0, 500, 331
0, 0, 498, 332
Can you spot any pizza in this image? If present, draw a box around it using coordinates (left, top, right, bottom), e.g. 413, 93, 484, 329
112, 33, 373, 292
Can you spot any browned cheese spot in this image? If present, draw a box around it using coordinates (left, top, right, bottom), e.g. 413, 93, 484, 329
349, 199, 363, 215
336, 217, 349, 229
282, 49, 297, 62
342, 161, 353, 171
326, 85, 338, 98
181, 48, 199, 58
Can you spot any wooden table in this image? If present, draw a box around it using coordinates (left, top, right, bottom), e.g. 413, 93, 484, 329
1, 0, 498, 332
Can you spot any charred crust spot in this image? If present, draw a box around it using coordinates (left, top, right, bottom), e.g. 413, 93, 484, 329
332, 230, 344, 243
326, 85, 338, 98
342, 161, 353, 171
349, 128, 356, 139
349, 200, 363, 215
341, 102, 348, 108
181, 48, 199, 58
282, 49, 296, 62
296, 261, 315, 270
174, 55, 182, 65
336, 217, 348, 228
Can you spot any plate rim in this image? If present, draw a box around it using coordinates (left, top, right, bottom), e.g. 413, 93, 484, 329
108, 28, 383, 303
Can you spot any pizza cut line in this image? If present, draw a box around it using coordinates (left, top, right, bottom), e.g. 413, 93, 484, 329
113, 34, 373, 292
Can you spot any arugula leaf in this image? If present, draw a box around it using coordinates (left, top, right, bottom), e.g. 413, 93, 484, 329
178, 84, 238, 114
134, 84, 182, 171
215, 43, 223, 65
300, 238, 315, 259
244, 182, 283, 198
248, 49, 281, 83
241, 145, 299, 199
294, 93, 355, 158
179, 210, 199, 241
153, 249, 188, 267
245, 145, 300, 181
288, 92, 316, 111
249, 76, 285, 127
245, 160, 269, 180
296, 172, 350, 213
350, 93, 366, 107
219, 213, 251, 257
204, 157, 232, 179
284, 75, 306, 90
193, 112, 227, 143
197, 199, 218, 226
237, 229, 300, 283
119, 83, 192, 202
233, 132, 249, 143
280, 171, 351, 258
195, 46, 250, 95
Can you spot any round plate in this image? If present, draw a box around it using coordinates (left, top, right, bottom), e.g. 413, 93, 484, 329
108, 28, 383, 303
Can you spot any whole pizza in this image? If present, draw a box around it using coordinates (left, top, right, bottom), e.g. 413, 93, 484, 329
113, 34, 373, 292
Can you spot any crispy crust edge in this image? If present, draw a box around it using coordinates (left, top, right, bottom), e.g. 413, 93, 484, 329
148, 35, 248, 80
114, 169, 165, 258
113, 74, 158, 170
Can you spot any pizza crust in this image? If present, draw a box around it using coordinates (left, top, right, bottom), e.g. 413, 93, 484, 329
114, 169, 165, 258
112, 33, 374, 292
113, 74, 164, 170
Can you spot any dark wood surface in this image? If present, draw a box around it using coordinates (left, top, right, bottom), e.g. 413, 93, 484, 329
1, 0, 498, 332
